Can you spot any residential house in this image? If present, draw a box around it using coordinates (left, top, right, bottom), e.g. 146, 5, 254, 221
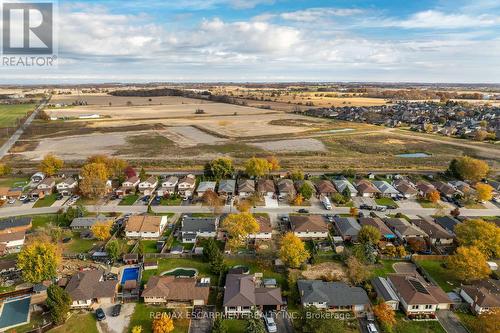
371, 277, 400, 310
448, 180, 474, 196
257, 179, 276, 197
180, 216, 218, 243
277, 179, 295, 200
0, 231, 25, 253
30, 177, 55, 199
460, 279, 500, 314
294, 180, 316, 196
383, 218, 428, 241
415, 181, 436, 197
223, 274, 283, 315
333, 217, 361, 242
393, 179, 418, 199
55, 178, 78, 196
248, 215, 272, 240
372, 181, 400, 198
31, 172, 45, 183
0, 217, 32, 235
359, 217, 396, 241
196, 181, 217, 197
434, 216, 461, 235
237, 179, 255, 198
65, 269, 118, 308
333, 179, 357, 196
178, 174, 196, 198
410, 218, 454, 245
142, 276, 210, 306
388, 274, 452, 318
433, 181, 461, 199
116, 176, 140, 197
138, 176, 158, 195
157, 176, 178, 196
218, 179, 236, 197
70, 214, 110, 230
355, 179, 380, 198
0, 259, 18, 274
297, 280, 370, 312
125, 215, 168, 239
290, 215, 329, 239
315, 180, 337, 197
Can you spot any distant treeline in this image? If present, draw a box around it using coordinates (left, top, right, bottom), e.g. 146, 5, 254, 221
109, 87, 204, 98
365, 89, 484, 100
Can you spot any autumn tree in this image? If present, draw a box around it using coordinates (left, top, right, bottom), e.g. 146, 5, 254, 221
201, 189, 223, 215
39, 153, 64, 176
152, 315, 174, 333
236, 200, 251, 213
223, 213, 260, 250
373, 302, 396, 332
289, 169, 304, 181
426, 190, 440, 203
124, 166, 137, 179
447, 246, 491, 282
17, 238, 61, 283
246, 310, 266, 333
358, 225, 381, 245
46, 285, 71, 325
91, 220, 113, 240
79, 162, 109, 198
131, 326, 143, 333
455, 218, 500, 258
278, 232, 310, 268
106, 239, 124, 260
395, 245, 407, 258
350, 207, 359, 217
245, 157, 270, 178
204, 157, 234, 180
475, 183, 494, 202
473, 309, 500, 333
298, 182, 314, 200
266, 156, 280, 172
407, 237, 427, 252
448, 156, 490, 182
346, 256, 371, 285
0, 163, 12, 176
292, 194, 304, 206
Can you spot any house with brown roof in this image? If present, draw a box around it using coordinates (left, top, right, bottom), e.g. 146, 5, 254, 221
237, 179, 255, 198
29, 177, 56, 199
393, 179, 418, 199
388, 274, 452, 318
257, 179, 276, 197
223, 274, 283, 315
433, 181, 461, 199
142, 276, 210, 306
178, 174, 196, 198
294, 180, 316, 196
116, 176, 140, 197
0, 231, 25, 253
410, 218, 454, 245
277, 179, 295, 200
359, 217, 396, 241
139, 176, 158, 195
415, 181, 436, 197
460, 279, 500, 314
125, 215, 168, 239
355, 179, 380, 197
384, 218, 428, 241
65, 269, 118, 308
290, 215, 329, 239
248, 215, 272, 240
315, 180, 337, 197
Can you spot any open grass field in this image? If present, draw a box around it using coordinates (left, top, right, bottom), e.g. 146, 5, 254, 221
0, 104, 35, 128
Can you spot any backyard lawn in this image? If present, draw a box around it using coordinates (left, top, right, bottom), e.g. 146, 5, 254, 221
416, 259, 459, 292
49, 313, 98, 333
119, 195, 139, 206
141, 240, 159, 253
0, 176, 29, 188
141, 258, 216, 284
128, 303, 189, 333
224, 258, 286, 286
0, 104, 35, 127
62, 232, 101, 254
33, 194, 59, 208
371, 259, 402, 278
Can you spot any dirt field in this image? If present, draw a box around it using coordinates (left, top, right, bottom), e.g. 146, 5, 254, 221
251, 138, 326, 152
165, 126, 226, 146
299, 262, 347, 281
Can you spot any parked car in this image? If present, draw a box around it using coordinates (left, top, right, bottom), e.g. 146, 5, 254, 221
360, 204, 373, 210
111, 304, 121, 317
298, 208, 309, 214
367, 323, 378, 333
264, 315, 277, 333
7, 198, 15, 204
56, 193, 63, 200
19, 195, 27, 201
96, 308, 106, 321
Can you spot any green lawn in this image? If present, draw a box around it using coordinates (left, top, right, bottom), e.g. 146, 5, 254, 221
141, 258, 216, 285
119, 195, 139, 206
417, 199, 440, 208
9, 311, 51, 333
33, 194, 59, 208
141, 240, 159, 253
63, 232, 101, 254
48, 313, 98, 333
416, 259, 460, 292
170, 238, 195, 251
30, 214, 63, 228
159, 197, 182, 206
393, 315, 446, 333
464, 202, 486, 209
371, 259, 402, 278
0, 176, 29, 188
223, 319, 247, 333
225, 258, 286, 287
128, 303, 189, 333
375, 197, 398, 207
0, 104, 35, 127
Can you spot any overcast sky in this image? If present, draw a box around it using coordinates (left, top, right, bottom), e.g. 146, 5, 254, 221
1, 0, 500, 83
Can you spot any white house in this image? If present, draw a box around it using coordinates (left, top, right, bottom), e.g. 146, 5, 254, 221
157, 176, 179, 196
138, 176, 158, 195
178, 174, 196, 198
180, 216, 218, 243
56, 178, 78, 196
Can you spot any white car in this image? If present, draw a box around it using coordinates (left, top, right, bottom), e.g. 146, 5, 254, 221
264, 315, 277, 333
367, 323, 378, 333
19, 195, 27, 201
7, 198, 16, 204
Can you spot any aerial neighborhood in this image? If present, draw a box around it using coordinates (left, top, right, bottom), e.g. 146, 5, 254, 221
0, 151, 497, 333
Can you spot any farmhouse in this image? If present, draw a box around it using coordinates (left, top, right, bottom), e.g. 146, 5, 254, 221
178, 174, 196, 198
297, 280, 370, 312
142, 276, 210, 306
65, 269, 118, 309
290, 215, 329, 239
125, 215, 168, 239
180, 215, 218, 243
237, 179, 255, 197
223, 274, 283, 315
333, 217, 361, 242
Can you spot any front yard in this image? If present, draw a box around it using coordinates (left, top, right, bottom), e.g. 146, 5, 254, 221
128, 303, 189, 333
222, 319, 247, 333
392, 314, 446, 333
417, 199, 441, 208
49, 313, 99, 333
119, 195, 139, 206
33, 194, 59, 208
375, 197, 398, 207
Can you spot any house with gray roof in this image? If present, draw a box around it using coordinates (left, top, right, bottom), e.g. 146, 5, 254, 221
218, 179, 236, 196
223, 274, 283, 315
372, 181, 400, 198
277, 179, 295, 199
237, 179, 255, 197
333, 217, 361, 242
180, 215, 219, 243
65, 269, 118, 308
196, 181, 217, 197
70, 214, 110, 230
297, 280, 370, 312
333, 179, 357, 196
371, 277, 400, 310
384, 218, 428, 241
434, 216, 461, 235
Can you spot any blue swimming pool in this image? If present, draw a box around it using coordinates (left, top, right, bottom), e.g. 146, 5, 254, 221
121, 267, 140, 284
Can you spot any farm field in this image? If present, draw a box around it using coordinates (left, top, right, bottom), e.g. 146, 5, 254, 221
0, 104, 35, 127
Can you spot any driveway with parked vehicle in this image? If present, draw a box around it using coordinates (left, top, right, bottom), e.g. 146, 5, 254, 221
96, 303, 135, 333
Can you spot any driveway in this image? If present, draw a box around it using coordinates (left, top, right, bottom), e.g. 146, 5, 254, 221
97, 303, 135, 333
353, 197, 376, 208
273, 311, 293, 333
437, 310, 468, 333
264, 195, 279, 208
189, 306, 214, 333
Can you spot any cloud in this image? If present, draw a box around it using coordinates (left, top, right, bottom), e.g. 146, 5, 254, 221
280, 8, 364, 22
